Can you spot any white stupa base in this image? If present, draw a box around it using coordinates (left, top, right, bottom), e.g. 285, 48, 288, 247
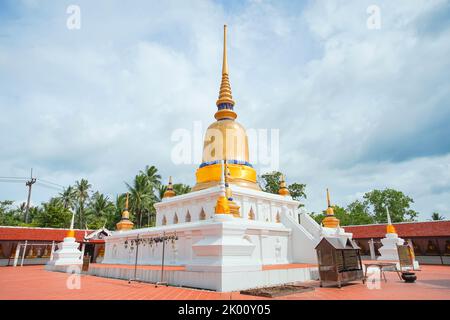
321, 227, 353, 244
46, 237, 82, 266
378, 233, 420, 270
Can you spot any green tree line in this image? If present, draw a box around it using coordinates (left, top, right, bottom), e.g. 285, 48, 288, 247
0, 169, 443, 229
0, 165, 191, 230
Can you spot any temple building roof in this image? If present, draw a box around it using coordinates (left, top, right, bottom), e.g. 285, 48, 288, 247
345, 220, 450, 239
0, 226, 105, 243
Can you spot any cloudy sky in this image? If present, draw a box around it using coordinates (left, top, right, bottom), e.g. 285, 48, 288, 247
1, 0, 449, 220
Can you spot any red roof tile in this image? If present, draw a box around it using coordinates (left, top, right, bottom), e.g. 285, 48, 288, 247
0, 226, 102, 242
345, 220, 450, 239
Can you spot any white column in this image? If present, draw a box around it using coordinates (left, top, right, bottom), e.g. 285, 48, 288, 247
20, 241, 28, 267
50, 241, 55, 261
13, 243, 20, 267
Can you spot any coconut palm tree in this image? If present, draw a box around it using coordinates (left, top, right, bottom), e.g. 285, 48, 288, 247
74, 179, 91, 228
86, 192, 115, 229
140, 165, 162, 187
126, 174, 153, 228
59, 186, 76, 210
173, 183, 191, 195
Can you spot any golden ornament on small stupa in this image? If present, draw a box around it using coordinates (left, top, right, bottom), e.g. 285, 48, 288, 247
163, 176, 176, 198
116, 193, 134, 231
278, 174, 290, 196
322, 188, 340, 228
385, 206, 397, 234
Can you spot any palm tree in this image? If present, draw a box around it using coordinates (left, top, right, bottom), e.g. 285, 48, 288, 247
74, 179, 91, 228
156, 183, 190, 201
126, 174, 153, 228
173, 183, 191, 195
431, 212, 445, 221
59, 186, 76, 210
86, 192, 115, 229
157, 184, 167, 201
140, 165, 162, 187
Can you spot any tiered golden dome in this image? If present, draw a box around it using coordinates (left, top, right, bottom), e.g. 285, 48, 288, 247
192, 25, 259, 192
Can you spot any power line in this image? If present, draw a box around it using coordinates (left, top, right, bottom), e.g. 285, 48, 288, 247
37, 178, 65, 188
0, 176, 28, 180
35, 181, 63, 191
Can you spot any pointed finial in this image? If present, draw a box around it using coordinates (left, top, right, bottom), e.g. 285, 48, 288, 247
386, 206, 396, 234
326, 188, 331, 208
66, 211, 76, 238
163, 176, 176, 198
322, 188, 340, 228
215, 25, 237, 120
222, 24, 228, 75
116, 192, 134, 231
278, 173, 290, 196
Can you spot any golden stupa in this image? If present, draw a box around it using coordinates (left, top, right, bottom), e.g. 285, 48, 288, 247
163, 176, 176, 198
192, 25, 260, 191
278, 174, 290, 196
322, 188, 340, 228
116, 193, 134, 231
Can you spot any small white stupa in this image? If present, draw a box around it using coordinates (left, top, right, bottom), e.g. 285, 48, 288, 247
47, 211, 82, 266
378, 207, 419, 269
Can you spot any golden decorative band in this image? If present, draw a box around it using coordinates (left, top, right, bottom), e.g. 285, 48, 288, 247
193, 163, 260, 191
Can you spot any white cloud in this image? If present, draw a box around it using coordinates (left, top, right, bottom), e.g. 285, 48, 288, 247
0, 0, 449, 220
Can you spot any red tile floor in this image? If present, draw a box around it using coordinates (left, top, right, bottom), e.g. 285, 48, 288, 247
1, 264, 450, 300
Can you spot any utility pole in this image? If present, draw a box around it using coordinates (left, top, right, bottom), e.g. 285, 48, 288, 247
25, 168, 36, 223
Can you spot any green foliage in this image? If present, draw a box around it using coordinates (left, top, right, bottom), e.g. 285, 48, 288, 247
0, 200, 23, 226
310, 190, 417, 226
31, 198, 72, 228
173, 183, 191, 195
85, 192, 116, 229
260, 171, 307, 202
74, 179, 92, 229
363, 188, 418, 223
431, 212, 444, 221
0, 166, 423, 229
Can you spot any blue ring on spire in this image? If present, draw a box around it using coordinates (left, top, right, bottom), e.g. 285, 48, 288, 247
217, 103, 234, 110
199, 159, 253, 168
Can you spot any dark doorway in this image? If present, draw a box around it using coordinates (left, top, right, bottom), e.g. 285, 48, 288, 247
84, 244, 95, 262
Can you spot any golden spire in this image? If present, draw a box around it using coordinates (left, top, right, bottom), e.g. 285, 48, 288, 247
66, 210, 75, 238
163, 176, 176, 198
386, 206, 397, 234
116, 192, 134, 231
278, 174, 290, 196
326, 188, 333, 215
215, 25, 237, 121
322, 188, 340, 228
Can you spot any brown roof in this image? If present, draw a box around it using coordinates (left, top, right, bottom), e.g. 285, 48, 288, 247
345, 220, 450, 239
0, 226, 103, 243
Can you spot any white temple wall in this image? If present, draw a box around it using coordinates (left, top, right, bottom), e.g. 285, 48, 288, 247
103, 185, 323, 272
103, 220, 293, 267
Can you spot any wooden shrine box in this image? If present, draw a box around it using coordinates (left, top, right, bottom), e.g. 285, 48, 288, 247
315, 237, 364, 288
